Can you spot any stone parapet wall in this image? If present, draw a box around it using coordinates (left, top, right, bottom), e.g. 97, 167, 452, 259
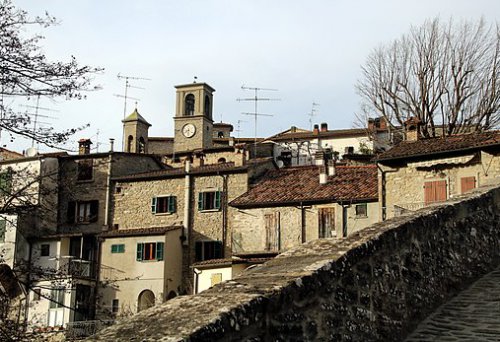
89, 185, 500, 341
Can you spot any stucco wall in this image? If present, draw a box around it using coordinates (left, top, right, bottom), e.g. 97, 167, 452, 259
97, 229, 182, 318
90, 184, 500, 341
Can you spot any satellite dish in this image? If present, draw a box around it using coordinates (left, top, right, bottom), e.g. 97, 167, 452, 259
25, 147, 38, 157
276, 160, 284, 168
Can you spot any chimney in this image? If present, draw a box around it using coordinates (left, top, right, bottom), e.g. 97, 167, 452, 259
78, 139, 92, 155
328, 158, 336, 177
313, 124, 319, 135
109, 138, 115, 152
314, 150, 325, 166
368, 118, 375, 131
404, 117, 422, 141
378, 116, 387, 130
319, 165, 328, 184
184, 159, 191, 173
320, 123, 328, 132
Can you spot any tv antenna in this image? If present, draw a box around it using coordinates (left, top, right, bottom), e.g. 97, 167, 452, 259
235, 119, 247, 138
308, 102, 320, 130
19, 96, 59, 148
116, 73, 151, 118
237, 85, 280, 158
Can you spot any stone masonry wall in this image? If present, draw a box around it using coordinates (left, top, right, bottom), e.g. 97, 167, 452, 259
89, 184, 500, 342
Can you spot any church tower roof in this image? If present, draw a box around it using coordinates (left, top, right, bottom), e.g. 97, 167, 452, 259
122, 108, 151, 127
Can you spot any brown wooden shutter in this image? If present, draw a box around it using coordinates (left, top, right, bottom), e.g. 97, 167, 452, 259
424, 180, 447, 204
318, 207, 335, 238
461, 176, 476, 194
265, 212, 279, 252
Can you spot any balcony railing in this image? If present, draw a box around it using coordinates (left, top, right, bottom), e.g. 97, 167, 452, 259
65, 320, 114, 339
58, 258, 96, 279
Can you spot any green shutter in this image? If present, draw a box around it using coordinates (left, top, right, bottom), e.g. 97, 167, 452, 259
151, 197, 157, 213
156, 242, 164, 261
136, 243, 143, 261
198, 193, 204, 211
215, 191, 221, 209
168, 196, 176, 213
118, 244, 125, 253
111, 245, 117, 253
0, 219, 6, 243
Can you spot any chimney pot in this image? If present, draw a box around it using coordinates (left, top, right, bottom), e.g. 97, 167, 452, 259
313, 124, 319, 134
320, 123, 328, 132
109, 138, 115, 152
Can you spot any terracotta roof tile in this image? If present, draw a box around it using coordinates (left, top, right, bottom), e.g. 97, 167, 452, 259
100, 226, 182, 238
377, 131, 500, 161
230, 165, 378, 208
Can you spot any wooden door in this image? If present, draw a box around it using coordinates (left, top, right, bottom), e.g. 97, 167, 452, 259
318, 207, 335, 238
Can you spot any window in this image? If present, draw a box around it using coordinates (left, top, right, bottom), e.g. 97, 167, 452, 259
185, 94, 195, 116
217, 131, 224, 138
67, 200, 99, 224
424, 180, 447, 205
111, 244, 125, 253
195, 241, 223, 262
318, 207, 335, 238
461, 176, 476, 194
127, 135, 133, 152
0, 219, 5, 243
0, 168, 12, 195
77, 159, 93, 181
112, 299, 119, 313
41, 244, 50, 257
151, 196, 176, 214
355, 204, 368, 218
33, 288, 41, 301
211, 273, 222, 287
204, 95, 211, 117
136, 242, 164, 261
197, 191, 221, 211
49, 288, 65, 309
217, 158, 226, 164
138, 137, 146, 153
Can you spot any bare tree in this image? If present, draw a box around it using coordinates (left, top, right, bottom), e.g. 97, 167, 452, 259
356, 17, 500, 139
0, 0, 102, 147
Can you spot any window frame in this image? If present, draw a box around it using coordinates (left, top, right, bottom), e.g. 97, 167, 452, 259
355, 203, 368, 218
77, 159, 94, 181
197, 190, 222, 212
40, 244, 50, 257
67, 200, 99, 224
49, 288, 65, 309
151, 195, 176, 215
136, 242, 164, 262
112, 299, 119, 313
195, 240, 223, 262
111, 244, 125, 253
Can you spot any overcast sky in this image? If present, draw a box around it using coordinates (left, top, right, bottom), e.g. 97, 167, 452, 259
9, 0, 500, 153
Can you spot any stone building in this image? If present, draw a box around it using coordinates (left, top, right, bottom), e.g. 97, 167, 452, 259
377, 129, 500, 219
230, 158, 379, 256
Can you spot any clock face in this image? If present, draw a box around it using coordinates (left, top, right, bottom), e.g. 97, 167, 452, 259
182, 123, 196, 138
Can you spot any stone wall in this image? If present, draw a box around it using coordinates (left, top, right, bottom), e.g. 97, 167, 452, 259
90, 184, 500, 341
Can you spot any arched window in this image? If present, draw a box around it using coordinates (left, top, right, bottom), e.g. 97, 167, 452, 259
138, 137, 146, 153
185, 94, 195, 116
127, 135, 133, 152
138, 290, 155, 312
204, 95, 211, 118
217, 131, 224, 138
218, 157, 226, 164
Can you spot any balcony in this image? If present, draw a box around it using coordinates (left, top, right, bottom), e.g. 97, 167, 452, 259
58, 257, 96, 279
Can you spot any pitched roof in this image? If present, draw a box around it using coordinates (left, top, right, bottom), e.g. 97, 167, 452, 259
230, 165, 378, 208
265, 127, 368, 142
122, 108, 151, 126
100, 226, 182, 238
112, 161, 248, 181
377, 130, 500, 162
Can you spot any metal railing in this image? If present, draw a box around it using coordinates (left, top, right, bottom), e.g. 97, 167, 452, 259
65, 320, 113, 339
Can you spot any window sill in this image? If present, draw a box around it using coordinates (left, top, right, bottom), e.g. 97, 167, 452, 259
154, 212, 175, 216
198, 209, 221, 213
354, 215, 368, 219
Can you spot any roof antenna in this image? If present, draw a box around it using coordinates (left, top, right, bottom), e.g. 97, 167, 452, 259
237, 85, 280, 158
19, 95, 59, 149
308, 102, 320, 130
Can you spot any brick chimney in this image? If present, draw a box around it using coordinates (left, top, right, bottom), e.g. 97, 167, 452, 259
404, 117, 422, 141
320, 123, 328, 132
78, 139, 92, 155
313, 124, 319, 135
316, 148, 335, 184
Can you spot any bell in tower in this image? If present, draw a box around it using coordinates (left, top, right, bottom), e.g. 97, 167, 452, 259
173, 81, 215, 153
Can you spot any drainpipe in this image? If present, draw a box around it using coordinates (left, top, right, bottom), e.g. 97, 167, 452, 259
193, 268, 201, 295
377, 163, 391, 221
300, 202, 306, 243
183, 160, 191, 246
104, 151, 113, 228
342, 203, 349, 237
219, 173, 228, 258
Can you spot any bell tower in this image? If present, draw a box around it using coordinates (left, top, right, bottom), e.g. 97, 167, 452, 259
122, 108, 151, 153
173, 82, 214, 153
